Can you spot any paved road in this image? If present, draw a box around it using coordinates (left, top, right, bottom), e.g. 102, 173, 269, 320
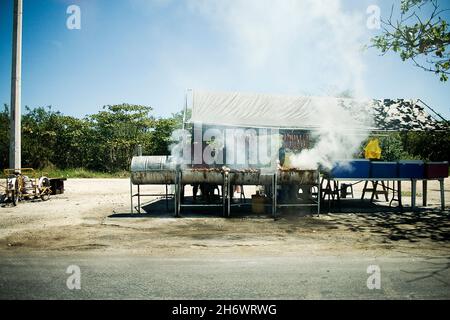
0, 254, 449, 299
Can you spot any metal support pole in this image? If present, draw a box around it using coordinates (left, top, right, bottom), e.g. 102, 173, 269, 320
370, 181, 378, 202
422, 180, 427, 207
222, 174, 227, 217
174, 173, 178, 217
174, 182, 177, 217
137, 184, 141, 213
325, 179, 331, 212
397, 180, 403, 211
317, 171, 321, 217
334, 180, 341, 211
411, 179, 417, 209
178, 171, 182, 216
182, 90, 190, 130
272, 173, 277, 217
440, 178, 445, 211
361, 181, 368, 199
175, 171, 181, 217
165, 184, 169, 211
382, 181, 389, 201
9, 0, 23, 170
130, 178, 133, 213
227, 175, 231, 217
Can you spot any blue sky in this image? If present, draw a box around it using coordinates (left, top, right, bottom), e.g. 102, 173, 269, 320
0, 0, 449, 119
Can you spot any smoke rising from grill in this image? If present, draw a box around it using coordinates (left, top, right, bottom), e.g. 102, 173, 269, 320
169, 95, 374, 171
289, 99, 374, 170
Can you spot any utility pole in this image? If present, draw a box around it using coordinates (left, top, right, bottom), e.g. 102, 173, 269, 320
10, 0, 23, 170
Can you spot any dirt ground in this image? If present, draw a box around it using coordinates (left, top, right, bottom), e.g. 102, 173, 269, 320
0, 178, 449, 258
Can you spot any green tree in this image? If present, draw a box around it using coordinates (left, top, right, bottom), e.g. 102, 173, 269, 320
170, 109, 192, 129
378, 132, 416, 160
88, 104, 154, 171
0, 104, 189, 172
403, 126, 450, 161
147, 118, 178, 155
372, 0, 450, 81
52, 115, 93, 169
21, 106, 61, 169
0, 105, 9, 169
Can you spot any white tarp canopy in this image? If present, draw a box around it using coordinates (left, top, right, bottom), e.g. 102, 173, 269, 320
188, 90, 445, 131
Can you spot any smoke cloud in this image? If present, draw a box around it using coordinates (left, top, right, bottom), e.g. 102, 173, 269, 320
185, 0, 368, 97
288, 98, 374, 170
162, 0, 373, 169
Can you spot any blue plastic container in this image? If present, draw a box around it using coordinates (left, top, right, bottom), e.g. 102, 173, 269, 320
371, 161, 398, 178
398, 160, 424, 179
330, 159, 370, 178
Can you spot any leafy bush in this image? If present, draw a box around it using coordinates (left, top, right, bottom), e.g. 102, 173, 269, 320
0, 104, 179, 173
378, 133, 418, 161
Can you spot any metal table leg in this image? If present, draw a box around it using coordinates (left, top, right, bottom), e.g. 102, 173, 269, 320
334, 180, 341, 211
222, 176, 227, 217
361, 181, 368, 199
272, 173, 277, 218
222, 173, 231, 218
227, 177, 231, 217
137, 184, 141, 213
370, 181, 378, 202
165, 184, 169, 212
381, 181, 389, 201
422, 180, 427, 206
411, 179, 417, 209
130, 178, 133, 214
175, 171, 181, 217
317, 173, 321, 217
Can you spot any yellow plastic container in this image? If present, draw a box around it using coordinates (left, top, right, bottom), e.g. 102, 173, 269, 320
251, 193, 266, 214
364, 139, 382, 160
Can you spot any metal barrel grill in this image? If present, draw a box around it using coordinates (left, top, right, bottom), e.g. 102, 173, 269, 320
131, 156, 318, 185
130, 156, 320, 216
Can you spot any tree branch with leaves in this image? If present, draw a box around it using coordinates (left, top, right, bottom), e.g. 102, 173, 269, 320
372, 0, 450, 81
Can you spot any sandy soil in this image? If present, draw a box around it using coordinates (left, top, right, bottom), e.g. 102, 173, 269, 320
0, 178, 449, 257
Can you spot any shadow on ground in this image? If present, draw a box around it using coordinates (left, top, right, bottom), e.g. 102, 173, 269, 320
346, 209, 449, 243
318, 198, 450, 243
110, 197, 273, 219
110, 197, 450, 244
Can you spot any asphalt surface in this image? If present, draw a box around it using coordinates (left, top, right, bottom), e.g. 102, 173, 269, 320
0, 254, 449, 299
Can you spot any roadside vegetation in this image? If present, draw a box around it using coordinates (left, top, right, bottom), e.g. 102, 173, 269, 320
0, 103, 448, 178
0, 104, 182, 177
